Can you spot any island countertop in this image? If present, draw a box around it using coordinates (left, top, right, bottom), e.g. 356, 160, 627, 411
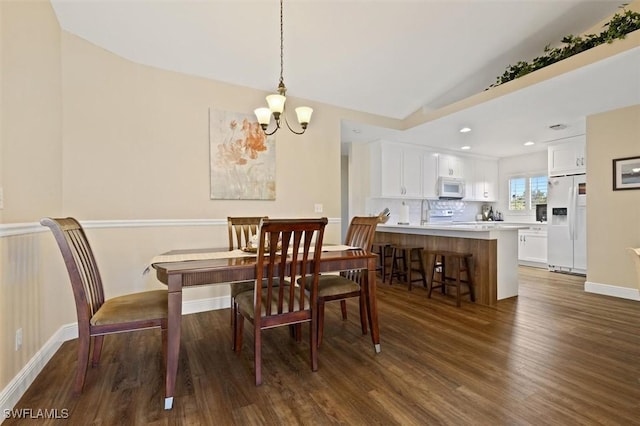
376, 223, 524, 306
377, 223, 528, 240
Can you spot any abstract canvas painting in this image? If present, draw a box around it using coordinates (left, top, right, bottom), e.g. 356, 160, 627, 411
209, 108, 276, 200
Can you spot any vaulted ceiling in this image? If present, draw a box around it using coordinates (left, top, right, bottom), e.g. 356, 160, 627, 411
51, 0, 639, 157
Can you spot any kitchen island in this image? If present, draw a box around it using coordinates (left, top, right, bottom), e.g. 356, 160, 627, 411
376, 223, 526, 307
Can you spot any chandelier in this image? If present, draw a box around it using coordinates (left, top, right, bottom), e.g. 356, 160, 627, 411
254, 0, 312, 135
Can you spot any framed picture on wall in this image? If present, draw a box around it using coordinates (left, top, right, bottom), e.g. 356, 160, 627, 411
209, 108, 276, 200
612, 156, 640, 190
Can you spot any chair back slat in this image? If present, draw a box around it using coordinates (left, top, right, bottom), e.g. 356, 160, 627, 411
227, 216, 267, 250
341, 216, 379, 282
345, 216, 379, 250
40, 217, 105, 325
255, 218, 327, 321
67, 228, 104, 315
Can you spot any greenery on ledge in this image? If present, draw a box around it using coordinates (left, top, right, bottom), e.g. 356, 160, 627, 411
490, 6, 640, 88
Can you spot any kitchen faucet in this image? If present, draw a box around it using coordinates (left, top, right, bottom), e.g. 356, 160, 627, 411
420, 199, 429, 225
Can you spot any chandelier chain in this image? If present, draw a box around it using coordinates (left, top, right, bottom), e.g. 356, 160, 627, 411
279, 0, 284, 90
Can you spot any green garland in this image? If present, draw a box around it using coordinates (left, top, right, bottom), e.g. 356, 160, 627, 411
490, 6, 640, 88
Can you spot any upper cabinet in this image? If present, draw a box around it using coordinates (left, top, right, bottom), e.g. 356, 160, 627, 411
370, 141, 423, 198
467, 158, 499, 201
548, 135, 586, 176
368, 141, 498, 200
437, 154, 465, 178
422, 151, 439, 198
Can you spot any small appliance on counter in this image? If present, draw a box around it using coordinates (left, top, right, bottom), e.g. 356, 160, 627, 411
481, 204, 491, 221
536, 204, 547, 222
398, 202, 410, 225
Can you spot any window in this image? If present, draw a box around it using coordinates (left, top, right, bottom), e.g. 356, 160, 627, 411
529, 176, 548, 206
509, 177, 526, 210
509, 174, 547, 211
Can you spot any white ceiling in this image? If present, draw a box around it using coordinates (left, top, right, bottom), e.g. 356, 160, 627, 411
50, 0, 639, 158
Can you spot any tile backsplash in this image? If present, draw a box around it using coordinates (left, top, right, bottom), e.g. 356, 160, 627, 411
366, 198, 484, 224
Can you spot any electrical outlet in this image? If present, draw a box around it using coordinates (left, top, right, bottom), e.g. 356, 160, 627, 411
314, 204, 323, 213
15, 328, 22, 351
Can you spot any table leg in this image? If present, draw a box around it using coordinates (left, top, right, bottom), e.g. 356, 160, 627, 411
364, 257, 381, 353
164, 274, 183, 410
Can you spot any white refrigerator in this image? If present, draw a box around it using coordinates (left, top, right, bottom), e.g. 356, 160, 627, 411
547, 174, 587, 275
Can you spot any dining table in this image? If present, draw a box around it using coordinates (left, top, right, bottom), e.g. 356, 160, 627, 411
151, 246, 380, 410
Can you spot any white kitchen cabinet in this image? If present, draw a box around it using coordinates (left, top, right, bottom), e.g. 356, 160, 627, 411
467, 158, 498, 201
548, 136, 586, 176
437, 154, 465, 178
422, 151, 439, 198
518, 226, 548, 267
370, 141, 423, 197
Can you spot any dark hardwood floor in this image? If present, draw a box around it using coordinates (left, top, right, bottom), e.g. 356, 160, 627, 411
5, 267, 640, 425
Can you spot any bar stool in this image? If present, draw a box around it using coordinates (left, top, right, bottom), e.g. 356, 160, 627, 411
427, 251, 475, 307
389, 244, 427, 290
371, 242, 392, 283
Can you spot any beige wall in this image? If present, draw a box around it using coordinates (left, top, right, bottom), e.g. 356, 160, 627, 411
0, 0, 63, 394
0, 0, 399, 394
1, 0, 63, 223
587, 105, 640, 290
58, 32, 399, 222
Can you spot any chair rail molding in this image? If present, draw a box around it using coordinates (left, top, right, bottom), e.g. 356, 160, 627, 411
0, 218, 341, 238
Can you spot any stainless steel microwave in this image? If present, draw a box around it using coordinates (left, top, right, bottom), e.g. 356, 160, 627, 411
438, 177, 465, 199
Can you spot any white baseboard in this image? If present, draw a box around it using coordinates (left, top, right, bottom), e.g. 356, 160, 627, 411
0, 297, 228, 422
0, 323, 77, 423
585, 281, 640, 301
183, 296, 228, 315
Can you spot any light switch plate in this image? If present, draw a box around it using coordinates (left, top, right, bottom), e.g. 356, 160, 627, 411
314, 204, 323, 213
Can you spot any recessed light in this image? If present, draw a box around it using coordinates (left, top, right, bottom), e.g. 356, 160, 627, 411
459, 127, 471, 133
461, 146, 471, 150
524, 141, 535, 146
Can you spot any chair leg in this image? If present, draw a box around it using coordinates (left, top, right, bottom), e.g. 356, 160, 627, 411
234, 312, 244, 353
74, 333, 91, 395
232, 302, 240, 350
340, 300, 348, 320
428, 254, 437, 298
317, 299, 325, 348
161, 323, 168, 367
465, 257, 476, 302
254, 326, 262, 386
91, 335, 104, 367
230, 296, 234, 327
310, 314, 318, 372
358, 293, 368, 336
401, 251, 409, 284
409, 250, 428, 290
295, 324, 302, 342
389, 247, 398, 285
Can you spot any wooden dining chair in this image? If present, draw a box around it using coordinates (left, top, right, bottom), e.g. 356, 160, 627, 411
227, 217, 268, 334
40, 217, 168, 395
233, 218, 327, 385
301, 216, 379, 347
